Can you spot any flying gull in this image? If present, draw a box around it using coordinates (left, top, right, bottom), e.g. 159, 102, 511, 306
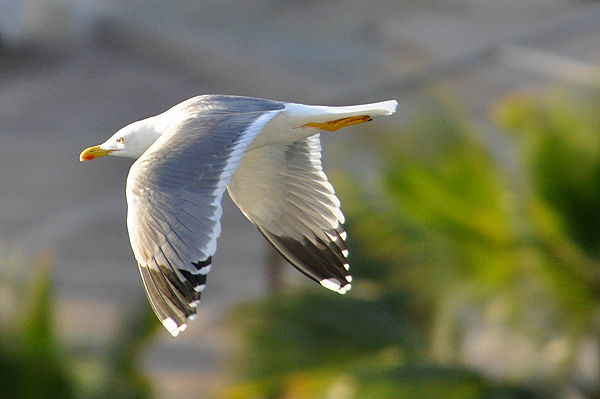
80, 95, 397, 336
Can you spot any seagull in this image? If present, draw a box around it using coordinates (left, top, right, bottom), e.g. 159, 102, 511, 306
80, 95, 397, 336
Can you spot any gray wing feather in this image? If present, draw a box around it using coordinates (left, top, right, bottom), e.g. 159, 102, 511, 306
228, 134, 351, 293
126, 96, 283, 335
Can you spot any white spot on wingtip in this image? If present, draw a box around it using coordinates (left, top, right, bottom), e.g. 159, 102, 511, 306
320, 278, 341, 292
194, 284, 206, 293
320, 279, 352, 294
188, 313, 197, 321
199, 265, 211, 275
342, 249, 349, 257
190, 299, 201, 308
321, 276, 352, 294
338, 283, 351, 294
163, 318, 183, 336
340, 231, 348, 240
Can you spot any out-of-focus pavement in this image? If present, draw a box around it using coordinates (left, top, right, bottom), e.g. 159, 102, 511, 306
1, 0, 600, 398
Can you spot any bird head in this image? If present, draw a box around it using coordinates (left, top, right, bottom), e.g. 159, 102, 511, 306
80, 117, 164, 161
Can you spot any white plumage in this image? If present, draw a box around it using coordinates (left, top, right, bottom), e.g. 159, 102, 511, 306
80, 95, 397, 336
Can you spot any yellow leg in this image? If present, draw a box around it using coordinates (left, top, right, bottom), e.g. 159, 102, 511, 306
303, 115, 372, 131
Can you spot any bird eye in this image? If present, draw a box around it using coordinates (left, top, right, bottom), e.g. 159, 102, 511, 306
116, 137, 124, 144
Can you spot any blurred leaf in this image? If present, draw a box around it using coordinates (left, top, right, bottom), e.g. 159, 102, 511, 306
227, 290, 416, 398
88, 303, 160, 399
19, 255, 56, 354
355, 366, 485, 399
0, 259, 75, 399
0, 254, 158, 399
495, 89, 600, 256
230, 291, 415, 373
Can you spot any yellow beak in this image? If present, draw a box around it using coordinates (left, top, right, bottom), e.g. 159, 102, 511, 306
80, 145, 113, 161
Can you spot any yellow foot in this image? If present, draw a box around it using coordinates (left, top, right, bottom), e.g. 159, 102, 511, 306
303, 115, 372, 131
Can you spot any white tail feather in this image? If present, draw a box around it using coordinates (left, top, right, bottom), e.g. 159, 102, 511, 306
282, 100, 397, 124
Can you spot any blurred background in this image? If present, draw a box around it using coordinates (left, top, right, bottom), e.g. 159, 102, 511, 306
0, 0, 600, 398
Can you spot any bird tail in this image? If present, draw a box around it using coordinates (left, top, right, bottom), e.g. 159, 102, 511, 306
283, 100, 397, 126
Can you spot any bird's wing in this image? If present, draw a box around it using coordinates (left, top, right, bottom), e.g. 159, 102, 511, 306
227, 133, 351, 293
126, 97, 283, 336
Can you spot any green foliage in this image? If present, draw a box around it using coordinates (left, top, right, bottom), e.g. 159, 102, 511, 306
495, 89, 600, 257
226, 88, 600, 398
0, 260, 75, 399
84, 303, 160, 399
0, 256, 160, 399
226, 290, 490, 399
229, 291, 415, 377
